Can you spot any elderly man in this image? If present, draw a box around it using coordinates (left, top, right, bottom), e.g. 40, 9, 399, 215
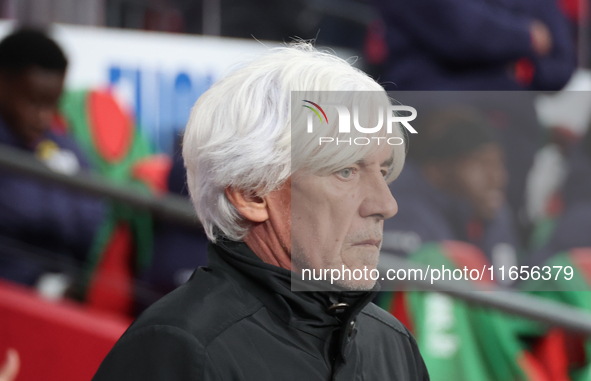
93, 43, 429, 380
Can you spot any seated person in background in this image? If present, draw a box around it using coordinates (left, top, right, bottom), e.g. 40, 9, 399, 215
0, 28, 104, 287
384, 109, 520, 274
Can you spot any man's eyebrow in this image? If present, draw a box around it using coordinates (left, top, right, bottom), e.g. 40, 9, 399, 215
381, 157, 394, 168
354, 157, 394, 168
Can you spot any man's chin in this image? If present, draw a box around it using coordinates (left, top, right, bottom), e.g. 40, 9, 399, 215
333, 278, 377, 291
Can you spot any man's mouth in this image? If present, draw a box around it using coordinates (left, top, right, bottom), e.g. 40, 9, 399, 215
354, 239, 382, 248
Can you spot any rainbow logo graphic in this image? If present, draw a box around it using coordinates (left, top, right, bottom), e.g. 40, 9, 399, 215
302, 100, 328, 124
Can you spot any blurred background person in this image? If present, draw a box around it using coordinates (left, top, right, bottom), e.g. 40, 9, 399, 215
383, 108, 520, 273
0, 28, 104, 288
369, 0, 577, 249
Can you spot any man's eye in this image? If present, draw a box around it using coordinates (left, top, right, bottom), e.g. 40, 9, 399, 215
338, 168, 353, 178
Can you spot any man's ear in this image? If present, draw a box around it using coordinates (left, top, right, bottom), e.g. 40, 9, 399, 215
225, 187, 269, 223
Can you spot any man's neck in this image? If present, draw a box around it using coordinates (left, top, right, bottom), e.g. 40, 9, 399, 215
243, 222, 291, 271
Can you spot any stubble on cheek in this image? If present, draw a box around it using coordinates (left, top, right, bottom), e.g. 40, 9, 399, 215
341, 245, 380, 272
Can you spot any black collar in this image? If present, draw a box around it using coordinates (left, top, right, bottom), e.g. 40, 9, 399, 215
207, 239, 378, 339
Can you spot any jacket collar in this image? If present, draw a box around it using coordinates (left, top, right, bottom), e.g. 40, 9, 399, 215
207, 238, 378, 338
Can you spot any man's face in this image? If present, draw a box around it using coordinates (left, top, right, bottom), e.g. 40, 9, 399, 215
448, 143, 507, 220
0, 66, 65, 146
290, 145, 398, 290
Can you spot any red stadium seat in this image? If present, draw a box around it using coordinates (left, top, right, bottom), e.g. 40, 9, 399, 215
0, 279, 130, 381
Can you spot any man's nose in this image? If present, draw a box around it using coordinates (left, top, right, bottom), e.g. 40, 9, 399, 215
359, 173, 399, 220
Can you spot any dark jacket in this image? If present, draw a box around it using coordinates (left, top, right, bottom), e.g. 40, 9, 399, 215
0, 118, 105, 285
93, 239, 430, 380
372, 0, 575, 90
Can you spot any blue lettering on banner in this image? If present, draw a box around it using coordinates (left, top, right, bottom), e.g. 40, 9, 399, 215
109, 65, 214, 154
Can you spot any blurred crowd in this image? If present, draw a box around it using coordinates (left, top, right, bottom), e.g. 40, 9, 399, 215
0, 0, 590, 379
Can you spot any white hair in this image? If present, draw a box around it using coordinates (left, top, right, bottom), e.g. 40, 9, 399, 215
183, 42, 406, 242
